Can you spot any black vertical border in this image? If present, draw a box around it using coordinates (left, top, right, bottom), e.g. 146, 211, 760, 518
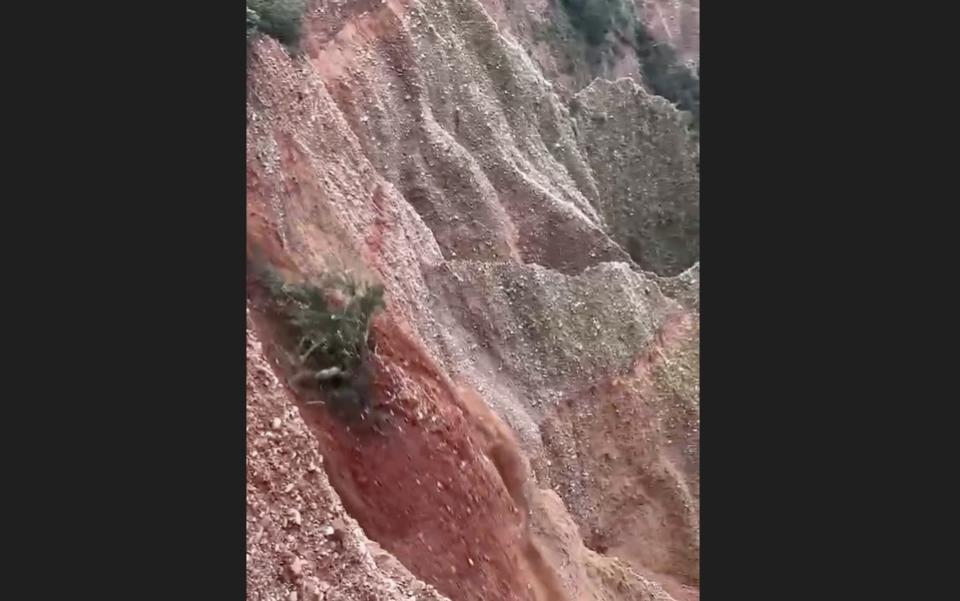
23, 1, 254, 596
704, 2, 939, 598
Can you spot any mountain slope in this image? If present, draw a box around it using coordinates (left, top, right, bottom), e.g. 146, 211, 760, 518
246, 0, 699, 599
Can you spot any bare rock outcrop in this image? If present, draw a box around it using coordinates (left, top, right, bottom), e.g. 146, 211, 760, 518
247, 0, 699, 598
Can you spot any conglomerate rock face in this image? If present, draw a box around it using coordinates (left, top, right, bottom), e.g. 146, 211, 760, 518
247, 319, 452, 601
246, 0, 699, 599
573, 78, 699, 275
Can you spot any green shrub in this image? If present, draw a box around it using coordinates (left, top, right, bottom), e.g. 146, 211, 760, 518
634, 25, 699, 132
247, 0, 306, 47
560, 0, 630, 46
557, 0, 700, 133
247, 8, 261, 43
262, 269, 385, 416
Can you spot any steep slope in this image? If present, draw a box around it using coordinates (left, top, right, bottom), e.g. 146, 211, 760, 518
572, 78, 699, 274
247, 318, 451, 601
636, 0, 699, 66
246, 0, 699, 599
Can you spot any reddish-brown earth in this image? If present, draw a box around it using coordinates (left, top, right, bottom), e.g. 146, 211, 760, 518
246, 0, 699, 599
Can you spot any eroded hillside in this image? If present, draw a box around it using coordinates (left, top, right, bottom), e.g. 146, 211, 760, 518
246, 0, 699, 599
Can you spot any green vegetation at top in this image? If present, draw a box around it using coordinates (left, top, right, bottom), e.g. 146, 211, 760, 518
559, 0, 633, 46
247, 0, 306, 47
634, 25, 699, 131
558, 0, 700, 132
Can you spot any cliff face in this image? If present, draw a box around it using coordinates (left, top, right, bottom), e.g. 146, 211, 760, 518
636, 0, 699, 66
247, 320, 452, 601
246, 0, 699, 599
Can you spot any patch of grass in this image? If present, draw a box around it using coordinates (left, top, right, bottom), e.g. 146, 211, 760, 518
247, 0, 306, 48
261, 268, 385, 416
